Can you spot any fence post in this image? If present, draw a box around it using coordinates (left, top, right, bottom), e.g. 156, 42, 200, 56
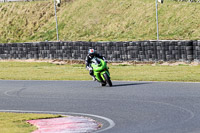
156, 0, 159, 41
54, 0, 59, 41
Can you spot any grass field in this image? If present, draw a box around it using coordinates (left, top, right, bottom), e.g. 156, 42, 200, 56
0, 0, 200, 43
1, 61, 200, 82
0, 112, 61, 133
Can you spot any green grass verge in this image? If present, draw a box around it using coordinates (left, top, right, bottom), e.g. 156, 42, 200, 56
1, 61, 200, 82
0, 112, 61, 133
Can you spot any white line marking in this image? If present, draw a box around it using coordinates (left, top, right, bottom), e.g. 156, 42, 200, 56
132, 100, 195, 124
149, 101, 195, 123
4, 89, 16, 97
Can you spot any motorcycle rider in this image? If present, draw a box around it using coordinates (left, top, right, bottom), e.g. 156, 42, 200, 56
85, 48, 106, 81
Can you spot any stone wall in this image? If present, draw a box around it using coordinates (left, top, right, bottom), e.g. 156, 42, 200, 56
0, 40, 200, 62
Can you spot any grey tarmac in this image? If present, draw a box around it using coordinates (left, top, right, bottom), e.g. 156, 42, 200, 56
0, 80, 200, 133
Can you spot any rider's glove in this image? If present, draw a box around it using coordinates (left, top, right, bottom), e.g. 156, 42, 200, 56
86, 66, 93, 71
89, 67, 93, 71
86, 66, 90, 70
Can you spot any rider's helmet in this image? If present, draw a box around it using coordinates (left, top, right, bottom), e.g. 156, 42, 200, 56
88, 48, 95, 57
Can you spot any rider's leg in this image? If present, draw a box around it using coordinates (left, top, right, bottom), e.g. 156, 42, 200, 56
89, 69, 96, 81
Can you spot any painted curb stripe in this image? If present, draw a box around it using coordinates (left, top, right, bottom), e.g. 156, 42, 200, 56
0, 110, 115, 133
27, 116, 100, 133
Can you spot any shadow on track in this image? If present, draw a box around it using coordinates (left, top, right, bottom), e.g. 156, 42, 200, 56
112, 82, 149, 87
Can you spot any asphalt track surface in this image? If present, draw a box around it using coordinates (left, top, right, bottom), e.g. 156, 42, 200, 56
1, 80, 200, 133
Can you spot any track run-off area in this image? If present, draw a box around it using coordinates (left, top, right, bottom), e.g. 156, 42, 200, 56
1, 80, 200, 133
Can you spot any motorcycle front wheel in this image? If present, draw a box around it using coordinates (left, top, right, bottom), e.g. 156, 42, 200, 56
103, 73, 112, 87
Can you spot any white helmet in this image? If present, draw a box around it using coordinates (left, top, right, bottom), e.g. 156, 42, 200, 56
88, 48, 95, 56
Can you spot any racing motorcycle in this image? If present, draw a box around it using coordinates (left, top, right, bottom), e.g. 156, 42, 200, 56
90, 57, 112, 87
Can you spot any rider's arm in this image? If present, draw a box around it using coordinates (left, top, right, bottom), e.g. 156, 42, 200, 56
95, 53, 107, 62
95, 53, 105, 60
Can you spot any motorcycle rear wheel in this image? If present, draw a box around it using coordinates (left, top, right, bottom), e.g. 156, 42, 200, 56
103, 73, 112, 87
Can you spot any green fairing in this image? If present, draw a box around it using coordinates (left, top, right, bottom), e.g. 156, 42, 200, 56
92, 59, 106, 71
91, 59, 110, 82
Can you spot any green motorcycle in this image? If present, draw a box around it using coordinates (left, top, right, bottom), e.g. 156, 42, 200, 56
90, 57, 112, 87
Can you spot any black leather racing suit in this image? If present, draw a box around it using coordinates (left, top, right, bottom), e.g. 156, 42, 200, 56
85, 53, 105, 76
